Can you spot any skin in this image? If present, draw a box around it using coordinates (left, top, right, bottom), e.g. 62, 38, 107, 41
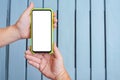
0, 2, 70, 80
0, 2, 57, 47
25, 44, 71, 80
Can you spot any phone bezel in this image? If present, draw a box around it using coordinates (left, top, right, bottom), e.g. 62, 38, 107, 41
31, 8, 53, 53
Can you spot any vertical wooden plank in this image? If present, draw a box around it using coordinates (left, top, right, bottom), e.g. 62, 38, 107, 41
0, 0, 7, 27
43, 0, 57, 79
91, 0, 105, 80
44, 0, 57, 12
76, 0, 90, 80
27, 0, 42, 80
106, 0, 120, 80
59, 0, 75, 79
9, 0, 27, 80
0, 0, 8, 80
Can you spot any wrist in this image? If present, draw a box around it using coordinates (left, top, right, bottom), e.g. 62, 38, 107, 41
12, 24, 21, 40
55, 69, 71, 80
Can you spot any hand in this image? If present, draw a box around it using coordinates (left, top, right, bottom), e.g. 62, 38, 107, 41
14, 2, 57, 39
14, 2, 34, 39
0, 2, 57, 47
25, 44, 70, 80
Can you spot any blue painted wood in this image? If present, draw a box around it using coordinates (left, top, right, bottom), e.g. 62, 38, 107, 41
27, 0, 42, 80
8, 0, 27, 80
91, 0, 105, 80
0, 0, 7, 27
106, 0, 120, 80
76, 0, 90, 80
58, 0, 75, 79
0, 19, 7, 80
0, 0, 120, 80
0, 47, 6, 80
44, 0, 57, 11
43, 0, 57, 79
0, 0, 8, 80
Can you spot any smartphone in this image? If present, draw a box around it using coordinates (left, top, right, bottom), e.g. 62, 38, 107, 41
31, 8, 53, 53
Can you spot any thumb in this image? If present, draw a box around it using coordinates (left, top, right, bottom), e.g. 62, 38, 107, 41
53, 43, 62, 59
24, 2, 34, 15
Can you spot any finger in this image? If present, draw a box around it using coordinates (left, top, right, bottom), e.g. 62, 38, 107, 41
28, 60, 39, 69
24, 2, 34, 15
53, 43, 62, 59
54, 23, 57, 28
54, 17, 57, 23
39, 55, 48, 71
25, 54, 41, 64
33, 53, 44, 59
43, 53, 51, 60
25, 50, 32, 55
53, 12, 56, 17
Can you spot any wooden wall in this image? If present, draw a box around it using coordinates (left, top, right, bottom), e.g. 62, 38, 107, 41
0, 0, 120, 80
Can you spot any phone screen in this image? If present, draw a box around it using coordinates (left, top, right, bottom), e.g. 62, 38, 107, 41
32, 9, 52, 53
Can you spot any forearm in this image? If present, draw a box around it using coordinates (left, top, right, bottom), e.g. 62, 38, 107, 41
55, 70, 71, 80
0, 25, 20, 47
